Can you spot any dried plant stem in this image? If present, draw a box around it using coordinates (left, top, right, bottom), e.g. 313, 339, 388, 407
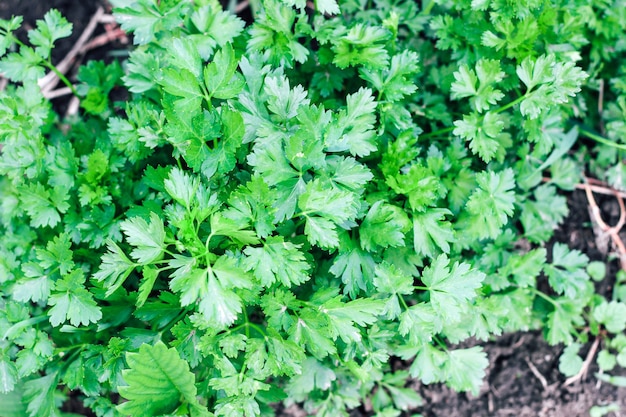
583, 178, 626, 270
525, 358, 548, 390
563, 336, 601, 387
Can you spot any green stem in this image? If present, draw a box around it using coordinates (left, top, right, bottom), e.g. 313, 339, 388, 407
420, 126, 454, 139
398, 294, 410, 311
421, 0, 436, 15
493, 94, 526, 114
530, 288, 558, 307
43, 60, 78, 96
246, 322, 267, 338
579, 128, 626, 151
433, 335, 448, 350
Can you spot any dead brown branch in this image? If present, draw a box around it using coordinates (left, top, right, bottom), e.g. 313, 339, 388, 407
563, 336, 601, 387
583, 177, 626, 270
525, 357, 549, 390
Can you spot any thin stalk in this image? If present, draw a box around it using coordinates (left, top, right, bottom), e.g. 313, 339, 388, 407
420, 126, 454, 140
44, 59, 77, 96
580, 128, 626, 151
398, 294, 410, 311
421, 0, 436, 15
493, 94, 526, 114
530, 288, 558, 307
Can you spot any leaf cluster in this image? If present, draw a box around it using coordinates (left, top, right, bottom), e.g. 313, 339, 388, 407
1, 1, 626, 416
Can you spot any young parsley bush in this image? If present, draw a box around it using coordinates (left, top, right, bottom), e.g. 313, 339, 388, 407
1, 0, 626, 416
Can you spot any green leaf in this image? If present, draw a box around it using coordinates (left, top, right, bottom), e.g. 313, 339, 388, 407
593, 301, 626, 334
587, 261, 607, 282
412, 209, 455, 257
93, 240, 136, 297
373, 262, 414, 296
137, 266, 159, 308
558, 343, 583, 377
169, 266, 243, 327
517, 54, 554, 91
499, 248, 546, 288
0, 385, 27, 417
204, 43, 245, 100
210, 212, 260, 245
118, 341, 208, 416
421, 255, 485, 322
321, 297, 385, 343
595, 373, 626, 388
520, 184, 569, 243
327, 156, 373, 191
546, 299, 584, 345
48, 270, 102, 327
399, 303, 440, 344
203, 107, 245, 178
453, 112, 506, 162
597, 350, 617, 372
298, 179, 360, 224
315, 0, 340, 15
330, 241, 377, 297
23, 373, 57, 417
0, 47, 45, 82
389, 164, 443, 212
325, 87, 378, 157
120, 212, 166, 264
111, 0, 185, 45
545, 243, 590, 300
287, 358, 336, 398
590, 403, 621, 417
12, 271, 50, 304
27, 9, 72, 59
302, 217, 338, 245
463, 168, 516, 240
405, 344, 447, 385
166, 37, 202, 78
264, 75, 310, 121
359, 50, 419, 102
360, 202, 408, 252
191, 5, 245, 55
290, 310, 337, 359
0, 359, 17, 394
164, 167, 199, 209
444, 347, 488, 395
246, 0, 308, 67
248, 140, 299, 186
243, 236, 310, 287
451, 59, 504, 112
17, 183, 69, 228
163, 97, 220, 173
158, 68, 204, 112
332, 24, 391, 69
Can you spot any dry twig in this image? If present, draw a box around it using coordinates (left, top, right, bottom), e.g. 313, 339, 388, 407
563, 336, 601, 387
542, 176, 626, 199
234, 0, 250, 13
583, 178, 626, 270
525, 357, 549, 390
